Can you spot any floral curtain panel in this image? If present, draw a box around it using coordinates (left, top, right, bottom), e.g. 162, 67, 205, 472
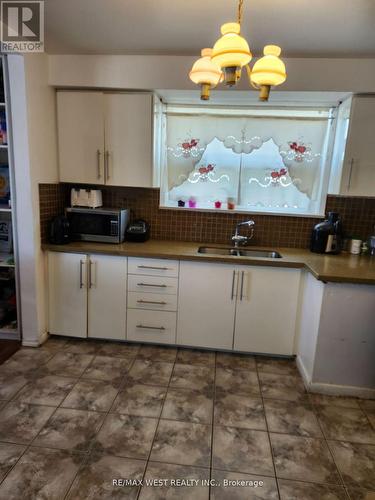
163, 107, 333, 213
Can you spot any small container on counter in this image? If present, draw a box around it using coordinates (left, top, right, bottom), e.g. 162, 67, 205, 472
188, 197, 197, 208
214, 201, 222, 209
349, 239, 362, 255
177, 199, 185, 207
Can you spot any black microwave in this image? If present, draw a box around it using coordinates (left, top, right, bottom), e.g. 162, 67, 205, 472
66, 207, 129, 243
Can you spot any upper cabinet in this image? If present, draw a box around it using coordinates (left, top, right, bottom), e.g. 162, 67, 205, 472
329, 95, 375, 197
57, 91, 154, 187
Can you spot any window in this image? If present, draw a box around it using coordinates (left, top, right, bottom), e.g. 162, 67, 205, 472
160, 105, 336, 216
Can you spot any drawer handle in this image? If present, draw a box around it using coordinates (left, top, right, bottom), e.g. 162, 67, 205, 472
137, 282, 167, 288
137, 265, 169, 270
136, 324, 166, 331
137, 300, 167, 305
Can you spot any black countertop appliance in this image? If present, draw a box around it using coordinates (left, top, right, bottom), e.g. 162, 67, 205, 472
310, 212, 343, 254
49, 215, 70, 245
126, 219, 150, 242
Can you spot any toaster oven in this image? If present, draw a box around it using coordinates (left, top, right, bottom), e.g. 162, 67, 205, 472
66, 207, 129, 243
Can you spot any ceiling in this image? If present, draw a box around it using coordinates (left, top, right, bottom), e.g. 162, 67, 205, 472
44, 0, 375, 58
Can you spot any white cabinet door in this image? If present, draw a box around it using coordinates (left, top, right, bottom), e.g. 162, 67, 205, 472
104, 93, 153, 187
48, 252, 87, 338
57, 91, 105, 184
87, 254, 127, 340
234, 267, 301, 355
341, 95, 375, 196
177, 261, 237, 350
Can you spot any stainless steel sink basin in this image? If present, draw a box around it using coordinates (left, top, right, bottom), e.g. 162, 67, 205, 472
197, 246, 282, 258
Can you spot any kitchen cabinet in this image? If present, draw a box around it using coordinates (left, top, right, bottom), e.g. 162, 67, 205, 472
126, 257, 178, 345
57, 91, 153, 187
48, 252, 127, 340
234, 266, 301, 355
177, 262, 237, 350
177, 261, 301, 354
87, 254, 127, 340
48, 252, 88, 338
332, 95, 375, 197
57, 92, 105, 185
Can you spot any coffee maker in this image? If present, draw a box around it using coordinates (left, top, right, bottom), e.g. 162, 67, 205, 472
310, 212, 343, 254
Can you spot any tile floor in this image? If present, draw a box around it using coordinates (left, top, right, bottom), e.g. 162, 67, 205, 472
0, 337, 373, 499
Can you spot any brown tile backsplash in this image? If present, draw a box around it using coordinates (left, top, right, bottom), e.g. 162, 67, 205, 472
39, 183, 375, 248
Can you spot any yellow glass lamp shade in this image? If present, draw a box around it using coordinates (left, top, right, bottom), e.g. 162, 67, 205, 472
189, 48, 223, 100
212, 23, 252, 69
251, 45, 286, 87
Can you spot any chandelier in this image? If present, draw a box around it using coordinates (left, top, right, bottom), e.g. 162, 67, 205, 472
189, 0, 286, 102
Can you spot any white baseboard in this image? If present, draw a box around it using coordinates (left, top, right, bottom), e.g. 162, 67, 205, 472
297, 355, 375, 399
22, 331, 49, 348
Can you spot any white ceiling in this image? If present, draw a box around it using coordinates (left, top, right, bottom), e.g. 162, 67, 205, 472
44, 0, 375, 57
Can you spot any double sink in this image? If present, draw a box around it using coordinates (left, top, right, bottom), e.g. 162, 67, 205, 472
198, 247, 282, 259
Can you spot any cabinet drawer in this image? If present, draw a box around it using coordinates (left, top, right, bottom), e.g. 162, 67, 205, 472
127, 309, 176, 344
128, 275, 178, 295
128, 257, 179, 277
128, 292, 177, 312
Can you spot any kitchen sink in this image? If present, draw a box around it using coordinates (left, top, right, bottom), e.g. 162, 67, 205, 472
197, 247, 282, 258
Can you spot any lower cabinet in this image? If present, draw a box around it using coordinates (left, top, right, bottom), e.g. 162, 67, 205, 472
48, 252, 127, 340
177, 261, 301, 355
177, 262, 237, 350
48, 252, 301, 355
87, 254, 127, 340
234, 266, 301, 355
48, 252, 88, 338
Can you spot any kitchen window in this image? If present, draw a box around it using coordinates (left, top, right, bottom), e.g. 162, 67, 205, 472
159, 105, 336, 216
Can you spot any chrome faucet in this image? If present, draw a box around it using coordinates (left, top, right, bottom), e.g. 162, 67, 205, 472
232, 220, 255, 247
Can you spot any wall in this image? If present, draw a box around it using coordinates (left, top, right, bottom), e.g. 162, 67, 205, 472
39, 184, 375, 248
8, 53, 59, 346
48, 55, 375, 92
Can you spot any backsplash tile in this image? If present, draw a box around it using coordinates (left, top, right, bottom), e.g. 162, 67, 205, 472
39, 183, 375, 248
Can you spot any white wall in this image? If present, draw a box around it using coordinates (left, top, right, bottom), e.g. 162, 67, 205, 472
48, 55, 375, 92
8, 53, 59, 346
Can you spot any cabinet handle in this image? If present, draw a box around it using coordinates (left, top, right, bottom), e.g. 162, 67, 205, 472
347, 158, 354, 191
137, 265, 169, 270
137, 282, 167, 288
137, 299, 167, 305
79, 260, 85, 289
96, 150, 102, 179
136, 324, 166, 331
105, 151, 110, 181
88, 260, 94, 288
240, 271, 245, 301
231, 270, 236, 300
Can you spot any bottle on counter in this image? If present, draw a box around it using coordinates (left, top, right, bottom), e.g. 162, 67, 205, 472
310, 212, 343, 254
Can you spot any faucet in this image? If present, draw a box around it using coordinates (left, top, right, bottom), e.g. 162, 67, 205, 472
232, 220, 255, 247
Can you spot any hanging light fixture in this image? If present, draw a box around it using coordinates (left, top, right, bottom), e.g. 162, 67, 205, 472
189, 48, 223, 100
189, 0, 286, 101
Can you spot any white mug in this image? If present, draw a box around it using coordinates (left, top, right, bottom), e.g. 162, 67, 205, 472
349, 239, 362, 255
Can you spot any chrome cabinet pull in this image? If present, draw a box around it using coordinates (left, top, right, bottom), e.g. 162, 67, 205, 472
240, 271, 245, 301
96, 150, 102, 179
136, 324, 166, 331
231, 270, 236, 300
347, 158, 354, 191
137, 299, 167, 305
105, 151, 110, 181
137, 265, 169, 270
137, 282, 167, 288
79, 260, 84, 289
88, 260, 93, 288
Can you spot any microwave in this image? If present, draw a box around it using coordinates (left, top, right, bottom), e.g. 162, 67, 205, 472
66, 207, 129, 243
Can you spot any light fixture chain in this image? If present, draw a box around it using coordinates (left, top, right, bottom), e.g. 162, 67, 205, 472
237, 0, 244, 25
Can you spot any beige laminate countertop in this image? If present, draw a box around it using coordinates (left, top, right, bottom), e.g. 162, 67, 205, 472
42, 240, 375, 285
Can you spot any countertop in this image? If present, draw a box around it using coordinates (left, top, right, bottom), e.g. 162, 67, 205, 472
42, 240, 375, 285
